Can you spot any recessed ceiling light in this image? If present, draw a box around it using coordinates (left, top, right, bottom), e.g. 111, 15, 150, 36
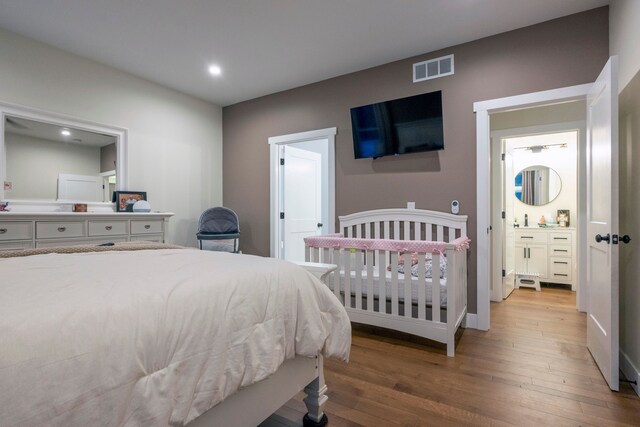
61, 129, 71, 136
208, 65, 222, 76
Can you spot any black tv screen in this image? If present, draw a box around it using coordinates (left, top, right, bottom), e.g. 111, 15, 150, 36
350, 90, 444, 159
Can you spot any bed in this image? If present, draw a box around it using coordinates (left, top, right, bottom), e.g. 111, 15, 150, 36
305, 208, 468, 357
0, 242, 351, 427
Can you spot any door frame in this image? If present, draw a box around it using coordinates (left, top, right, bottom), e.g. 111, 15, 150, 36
490, 122, 585, 303
474, 84, 591, 330
268, 127, 336, 259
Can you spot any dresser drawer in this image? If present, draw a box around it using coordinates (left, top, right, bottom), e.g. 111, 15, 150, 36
0, 241, 34, 251
36, 221, 86, 239
130, 234, 164, 243
0, 221, 32, 241
89, 220, 128, 237
550, 256, 571, 273
549, 244, 572, 257
516, 231, 547, 244
549, 231, 572, 245
131, 220, 163, 235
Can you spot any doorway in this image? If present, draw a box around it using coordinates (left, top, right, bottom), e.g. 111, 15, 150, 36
268, 127, 336, 262
490, 115, 584, 304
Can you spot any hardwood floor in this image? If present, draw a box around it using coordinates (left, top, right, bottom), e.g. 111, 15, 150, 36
263, 287, 639, 426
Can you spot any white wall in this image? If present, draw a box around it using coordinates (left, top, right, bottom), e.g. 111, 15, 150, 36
611, 0, 640, 394
6, 134, 100, 200
0, 28, 223, 246
508, 134, 578, 228
611, 0, 640, 91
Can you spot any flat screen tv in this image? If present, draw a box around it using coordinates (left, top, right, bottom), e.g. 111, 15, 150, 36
350, 90, 444, 159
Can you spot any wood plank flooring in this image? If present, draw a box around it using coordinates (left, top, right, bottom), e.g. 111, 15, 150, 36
263, 288, 639, 426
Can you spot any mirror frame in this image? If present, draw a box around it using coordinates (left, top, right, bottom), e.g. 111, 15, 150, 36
0, 101, 128, 205
514, 164, 562, 206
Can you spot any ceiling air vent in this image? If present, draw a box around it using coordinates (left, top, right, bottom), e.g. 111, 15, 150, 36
413, 54, 454, 83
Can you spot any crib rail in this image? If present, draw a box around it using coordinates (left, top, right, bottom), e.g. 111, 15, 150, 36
305, 235, 469, 340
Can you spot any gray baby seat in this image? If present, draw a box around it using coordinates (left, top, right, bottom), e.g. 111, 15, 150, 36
196, 207, 240, 253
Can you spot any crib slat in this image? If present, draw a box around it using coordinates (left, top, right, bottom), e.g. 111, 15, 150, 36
355, 250, 363, 310
403, 252, 412, 318
426, 224, 433, 241
356, 224, 362, 239
305, 246, 310, 262
393, 221, 400, 239
323, 247, 330, 264
416, 253, 426, 320
384, 222, 390, 240
366, 250, 374, 312
347, 225, 353, 238
432, 252, 441, 323
437, 226, 444, 242
403, 221, 410, 240
414, 222, 421, 240
333, 248, 341, 302
390, 252, 399, 316
448, 227, 456, 243
365, 222, 371, 239
344, 248, 351, 308
378, 250, 386, 314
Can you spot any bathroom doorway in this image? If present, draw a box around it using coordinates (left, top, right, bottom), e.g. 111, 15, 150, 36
489, 101, 585, 305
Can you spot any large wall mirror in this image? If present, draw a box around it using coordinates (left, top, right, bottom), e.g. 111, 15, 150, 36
1, 102, 127, 205
514, 165, 561, 206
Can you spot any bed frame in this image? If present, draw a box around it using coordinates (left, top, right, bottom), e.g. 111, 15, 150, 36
305, 208, 468, 357
190, 262, 337, 427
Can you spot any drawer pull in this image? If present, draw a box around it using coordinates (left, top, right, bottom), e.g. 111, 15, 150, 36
554, 249, 568, 253
521, 236, 534, 239
554, 273, 568, 277
144, 225, 151, 229
105, 226, 113, 231
553, 237, 568, 240
57, 227, 66, 232
554, 261, 568, 265
0, 228, 6, 234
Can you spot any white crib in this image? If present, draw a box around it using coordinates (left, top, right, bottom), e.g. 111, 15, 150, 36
305, 208, 469, 357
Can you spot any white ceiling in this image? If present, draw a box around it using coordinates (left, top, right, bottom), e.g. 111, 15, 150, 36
0, 0, 609, 107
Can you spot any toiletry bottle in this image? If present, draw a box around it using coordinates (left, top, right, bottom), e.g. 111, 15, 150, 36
524, 214, 528, 227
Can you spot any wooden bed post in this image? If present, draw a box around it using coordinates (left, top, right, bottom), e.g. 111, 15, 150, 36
303, 354, 328, 427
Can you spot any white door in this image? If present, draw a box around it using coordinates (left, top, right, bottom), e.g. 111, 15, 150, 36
503, 149, 516, 298
586, 57, 619, 391
282, 145, 322, 262
57, 173, 102, 201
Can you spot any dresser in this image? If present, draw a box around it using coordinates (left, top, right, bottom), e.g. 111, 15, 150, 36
0, 212, 174, 251
515, 227, 576, 290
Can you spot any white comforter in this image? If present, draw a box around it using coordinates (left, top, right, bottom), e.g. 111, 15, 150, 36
0, 248, 351, 426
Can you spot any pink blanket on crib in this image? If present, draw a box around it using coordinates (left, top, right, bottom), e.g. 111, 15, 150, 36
304, 234, 470, 253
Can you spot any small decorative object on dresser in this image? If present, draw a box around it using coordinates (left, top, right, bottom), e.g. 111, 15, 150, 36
73, 203, 87, 212
132, 200, 151, 213
0, 202, 8, 212
557, 209, 570, 227
114, 191, 147, 212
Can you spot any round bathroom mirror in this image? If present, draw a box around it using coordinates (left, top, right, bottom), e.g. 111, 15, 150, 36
514, 165, 562, 206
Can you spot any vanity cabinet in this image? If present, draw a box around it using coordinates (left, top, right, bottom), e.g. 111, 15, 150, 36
515, 230, 548, 279
514, 228, 576, 289
0, 212, 173, 251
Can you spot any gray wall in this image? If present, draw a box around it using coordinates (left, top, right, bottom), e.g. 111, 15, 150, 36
222, 8, 609, 313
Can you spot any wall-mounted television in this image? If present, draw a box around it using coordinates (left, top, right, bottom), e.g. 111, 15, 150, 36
350, 90, 444, 159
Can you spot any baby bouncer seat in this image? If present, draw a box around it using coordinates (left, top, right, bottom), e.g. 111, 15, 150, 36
196, 207, 240, 253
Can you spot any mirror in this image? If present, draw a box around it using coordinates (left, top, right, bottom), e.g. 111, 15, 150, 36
514, 165, 561, 206
1, 103, 127, 204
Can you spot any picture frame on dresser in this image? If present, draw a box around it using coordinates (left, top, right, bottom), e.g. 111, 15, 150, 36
114, 191, 147, 212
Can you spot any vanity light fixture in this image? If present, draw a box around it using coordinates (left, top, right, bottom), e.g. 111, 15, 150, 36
208, 65, 222, 76
61, 129, 71, 136
515, 142, 568, 153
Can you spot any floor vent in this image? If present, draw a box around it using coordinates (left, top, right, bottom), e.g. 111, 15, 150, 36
413, 54, 454, 82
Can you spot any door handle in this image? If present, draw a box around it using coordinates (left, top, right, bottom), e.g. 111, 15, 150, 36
317, 223, 323, 228
621, 235, 632, 244
595, 233, 610, 244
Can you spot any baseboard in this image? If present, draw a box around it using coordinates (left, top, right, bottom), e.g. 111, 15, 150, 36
464, 313, 478, 329
620, 350, 640, 396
